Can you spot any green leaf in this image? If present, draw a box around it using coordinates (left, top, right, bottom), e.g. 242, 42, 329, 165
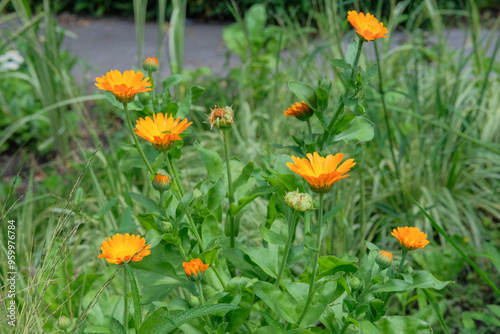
222, 248, 268, 279
163, 74, 184, 89
288, 81, 317, 109
139, 315, 175, 334
178, 86, 205, 118
103, 91, 141, 110
195, 142, 224, 181
207, 179, 225, 210
126, 265, 142, 329
230, 186, 280, 216
317, 256, 358, 280
359, 320, 379, 334
300, 281, 337, 327
369, 279, 411, 294
316, 86, 328, 112
345, 38, 359, 67
131, 246, 180, 280
145, 229, 164, 249
330, 58, 351, 70
245, 4, 266, 38
411, 271, 451, 290
260, 225, 287, 245
242, 247, 277, 278
168, 304, 239, 332
374, 316, 432, 334
202, 214, 220, 249
130, 192, 162, 216
137, 213, 157, 231
333, 116, 374, 143
253, 281, 297, 323
462, 311, 500, 329
109, 318, 126, 334
233, 161, 254, 192
260, 311, 286, 334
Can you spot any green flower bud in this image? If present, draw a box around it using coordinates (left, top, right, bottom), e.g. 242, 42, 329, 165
350, 276, 361, 289
58, 316, 71, 330
138, 91, 152, 104
143, 57, 159, 72
160, 221, 173, 233
284, 190, 314, 212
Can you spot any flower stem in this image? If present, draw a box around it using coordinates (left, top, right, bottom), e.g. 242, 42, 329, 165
297, 193, 324, 325
275, 211, 299, 288
164, 151, 185, 196
306, 119, 313, 142
123, 266, 128, 329
397, 249, 408, 275
323, 38, 364, 147
222, 129, 236, 248
123, 103, 154, 175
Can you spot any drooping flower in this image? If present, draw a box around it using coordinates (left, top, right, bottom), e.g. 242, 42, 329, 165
375, 250, 393, 268
392, 227, 429, 251
143, 57, 159, 72
287, 152, 356, 193
134, 113, 192, 151
152, 172, 171, 192
209, 105, 234, 130
98, 233, 151, 264
183, 258, 209, 281
347, 11, 388, 41
283, 101, 313, 121
95, 69, 152, 103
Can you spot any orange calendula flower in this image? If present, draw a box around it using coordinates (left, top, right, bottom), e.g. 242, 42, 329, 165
98, 233, 151, 264
392, 227, 430, 251
287, 152, 356, 193
134, 113, 192, 151
284, 101, 313, 121
347, 11, 388, 41
143, 57, 159, 72
375, 250, 393, 268
95, 70, 152, 104
183, 258, 209, 281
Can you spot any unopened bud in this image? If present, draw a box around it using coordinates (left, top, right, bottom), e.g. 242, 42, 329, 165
284, 190, 314, 212
160, 221, 173, 233
209, 105, 234, 130
58, 316, 71, 330
152, 173, 171, 192
143, 57, 159, 72
375, 250, 393, 269
138, 91, 152, 104
350, 276, 361, 289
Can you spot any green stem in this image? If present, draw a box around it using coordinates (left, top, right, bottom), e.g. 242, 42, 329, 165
164, 151, 184, 196
397, 249, 408, 275
123, 103, 154, 175
297, 193, 324, 325
123, 266, 128, 329
306, 119, 313, 143
148, 69, 156, 103
323, 37, 364, 147
275, 211, 300, 288
164, 155, 227, 290
223, 129, 236, 248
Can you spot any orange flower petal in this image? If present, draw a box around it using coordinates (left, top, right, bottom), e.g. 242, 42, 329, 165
347, 10, 388, 41
97, 233, 151, 264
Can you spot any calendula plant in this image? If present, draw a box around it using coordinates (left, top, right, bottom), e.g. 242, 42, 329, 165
70, 11, 469, 334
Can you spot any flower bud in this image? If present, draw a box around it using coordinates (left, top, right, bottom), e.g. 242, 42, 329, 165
58, 316, 71, 330
350, 276, 361, 289
375, 250, 393, 269
138, 91, 152, 104
284, 190, 314, 212
160, 221, 173, 233
152, 173, 171, 192
209, 105, 234, 130
143, 57, 159, 72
